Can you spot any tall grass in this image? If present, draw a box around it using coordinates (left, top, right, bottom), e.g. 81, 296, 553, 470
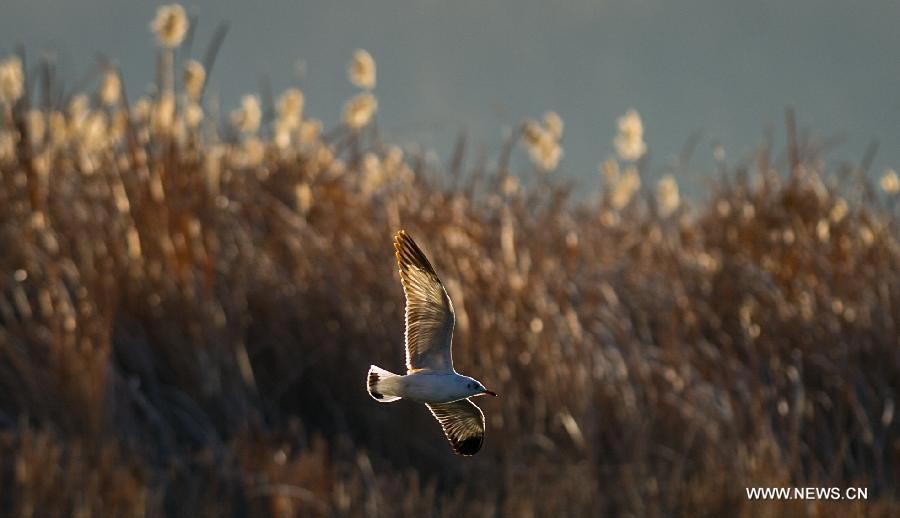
0, 11, 898, 516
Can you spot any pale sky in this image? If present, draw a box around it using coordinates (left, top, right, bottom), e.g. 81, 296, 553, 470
4, 0, 899, 191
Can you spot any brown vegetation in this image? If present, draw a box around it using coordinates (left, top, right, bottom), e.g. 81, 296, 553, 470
0, 24, 898, 517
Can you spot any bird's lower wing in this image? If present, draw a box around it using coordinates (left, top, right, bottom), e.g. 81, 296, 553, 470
426, 398, 485, 456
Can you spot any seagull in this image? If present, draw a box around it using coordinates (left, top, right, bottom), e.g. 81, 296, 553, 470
367, 230, 498, 456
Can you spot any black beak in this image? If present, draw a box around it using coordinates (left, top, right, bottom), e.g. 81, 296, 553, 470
482, 390, 499, 397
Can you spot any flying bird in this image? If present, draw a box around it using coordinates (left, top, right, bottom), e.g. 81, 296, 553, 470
367, 230, 498, 455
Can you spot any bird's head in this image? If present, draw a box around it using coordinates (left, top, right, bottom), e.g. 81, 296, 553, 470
465, 378, 498, 397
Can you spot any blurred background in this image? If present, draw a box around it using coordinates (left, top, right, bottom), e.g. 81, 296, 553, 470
3, 0, 899, 185
0, 1, 898, 517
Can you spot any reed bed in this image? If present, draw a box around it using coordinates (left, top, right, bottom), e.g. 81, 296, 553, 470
0, 7, 898, 516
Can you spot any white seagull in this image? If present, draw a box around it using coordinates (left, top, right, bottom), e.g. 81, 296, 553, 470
367, 230, 498, 456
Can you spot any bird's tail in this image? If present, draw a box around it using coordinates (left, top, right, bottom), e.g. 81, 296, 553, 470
367, 365, 402, 402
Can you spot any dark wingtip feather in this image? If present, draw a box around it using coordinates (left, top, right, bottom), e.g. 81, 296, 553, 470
451, 435, 484, 456
393, 229, 437, 275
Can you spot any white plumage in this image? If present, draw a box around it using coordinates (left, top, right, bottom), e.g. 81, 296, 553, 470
367, 230, 497, 456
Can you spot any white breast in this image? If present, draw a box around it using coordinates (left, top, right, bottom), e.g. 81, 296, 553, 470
397, 372, 470, 403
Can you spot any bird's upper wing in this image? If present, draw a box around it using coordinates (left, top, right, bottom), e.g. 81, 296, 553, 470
394, 230, 455, 372
426, 398, 485, 456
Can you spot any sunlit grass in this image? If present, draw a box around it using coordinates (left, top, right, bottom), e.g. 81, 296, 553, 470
0, 5, 898, 517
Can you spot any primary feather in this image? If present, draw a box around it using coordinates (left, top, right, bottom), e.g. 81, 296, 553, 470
427, 398, 485, 456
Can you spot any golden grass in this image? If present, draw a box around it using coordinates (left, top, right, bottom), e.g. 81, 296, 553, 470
0, 17, 898, 516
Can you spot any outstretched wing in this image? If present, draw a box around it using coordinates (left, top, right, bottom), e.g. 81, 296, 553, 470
426, 398, 485, 456
394, 230, 455, 372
